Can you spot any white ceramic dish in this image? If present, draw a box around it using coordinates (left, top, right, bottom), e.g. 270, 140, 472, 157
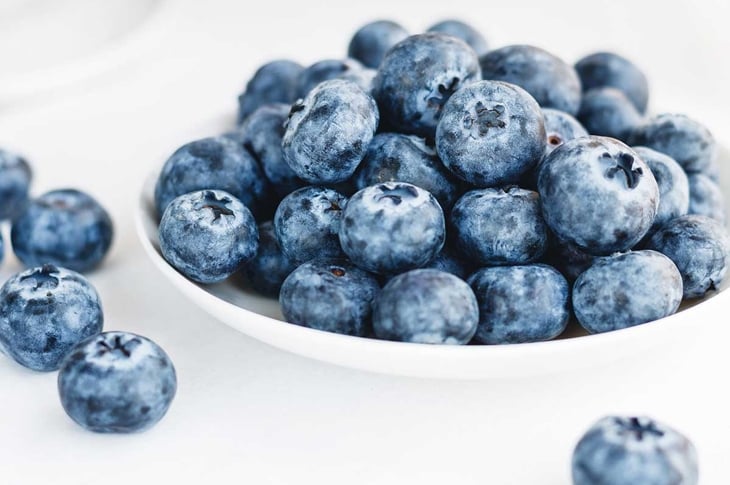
135, 148, 730, 379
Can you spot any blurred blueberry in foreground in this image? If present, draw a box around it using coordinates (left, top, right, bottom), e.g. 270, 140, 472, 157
687, 173, 725, 223
0, 148, 32, 220
348, 20, 409, 69
578, 87, 643, 141
575, 52, 649, 113
58, 331, 176, 433
427, 19, 488, 56
241, 221, 297, 297
237, 59, 303, 123
633, 146, 689, 233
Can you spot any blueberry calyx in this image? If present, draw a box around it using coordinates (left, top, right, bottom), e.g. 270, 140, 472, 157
606, 152, 642, 189
548, 134, 563, 146
616, 416, 665, 441
427, 77, 460, 114
21, 264, 61, 290
375, 184, 419, 205
198, 191, 234, 221
470, 102, 506, 136
324, 200, 342, 212
288, 100, 306, 118
96, 334, 142, 358
330, 266, 346, 277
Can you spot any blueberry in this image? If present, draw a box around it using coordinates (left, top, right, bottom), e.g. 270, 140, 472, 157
468, 264, 569, 344
427, 19, 488, 57
159, 190, 259, 284
544, 237, 596, 283
11, 189, 114, 272
575, 52, 649, 113
422, 245, 470, 280
451, 187, 548, 266
538, 136, 659, 255
373, 269, 478, 344
0, 265, 103, 371
237, 59, 303, 123
353, 133, 462, 209
577, 87, 643, 141
228, 103, 304, 197
282, 79, 379, 184
58, 331, 176, 433
279, 258, 379, 336
687, 173, 725, 223
154, 136, 272, 219
348, 20, 409, 69
572, 416, 698, 485
373, 33, 481, 138
273, 186, 347, 264
241, 221, 297, 297
0, 148, 32, 220
0, 232, 3, 268
573, 250, 682, 333
339, 182, 445, 275
633, 146, 690, 232
629, 113, 716, 173
480, 45, 582, 115
296, 58, 374, 98
647, 215, 730, 298
542, 108, 588, 157
436, 80, 546, 187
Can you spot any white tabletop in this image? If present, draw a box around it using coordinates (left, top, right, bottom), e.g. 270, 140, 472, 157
1, 1, 728, 483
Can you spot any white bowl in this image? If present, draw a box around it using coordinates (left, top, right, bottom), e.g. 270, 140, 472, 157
135, 148, 730, 379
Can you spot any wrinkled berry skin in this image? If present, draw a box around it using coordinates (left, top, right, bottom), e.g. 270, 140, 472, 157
468, 264, 569, 344
687, 173, 725, 223
538, 136, 659, 255
647, 215, 730, 299
11, 189, 114, 272
0, 148, 32, 220
542, 108, 588, 157
633, 147, 690, 232
154, 136, 271, 219
159, 190, 259, 284
373, 33, 481, 138
0, 265, 103, 371
241, 221, 297, 297
348, 20, 409, 69
339, 182, 445, 275
575, 52, 649, 113
451, 187, 548, 266
373, 269, 478, 344
58, 331, 177, 434
279, 259, 379, 336
274, 186, 347, 264
572, 416, 698, 485
629, 114, 716, 173
237, 60, 303, 123
354, 133, 462, 209
296, 59, 374, 98
578, 87, 643, 141
283, 79, 378, 184
427, 19, 488, 56
480, 45, 582, 115
436, 80, 546, 187
573, 250, 683, 334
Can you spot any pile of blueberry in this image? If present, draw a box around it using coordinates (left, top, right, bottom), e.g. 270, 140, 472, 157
0, 149, 176, 433
155, 19, 729, 348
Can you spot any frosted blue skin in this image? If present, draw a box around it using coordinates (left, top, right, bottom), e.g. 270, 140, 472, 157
538, 136, 659, 255
572, 416, 698, 485
283, 79, 379, 184
273, 186, 347, 264
348, 20, 409, 69
237, 60, 303, 124
0, 148, 32, 220
0, 232, 3, 267
373, 269, 478, 344
296, 59, 374, 98
427, 19, 488, 57
279, 259, 379, 337
423, 245, 470, 280
468, 264, 569, 344
542, 108, 588, 157
228, 103, 304, 197
544, 237, 595, 283
354, 133, 462, 209
573, 250, 683, 334
0, 265, 103, 371
633, 146, 690, 232
373, 33, 481, 138
480, 45, 582, 115
159, 190, 259, 284
154, 136, 272, 219
629, 113, 716, 173
647, 215, 730, 298
11, 189, 114, 272
575, 52, 649, 113
578, 87, 643, 141
451, 187, 548, 265
241, 221, 297, 297
339, 182, 445, 275
58, 331, 176, 434
436, 80, 546, 187
687, 173, 725, 223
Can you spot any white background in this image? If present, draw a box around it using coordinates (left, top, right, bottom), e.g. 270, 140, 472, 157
0, 0, 729, 483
